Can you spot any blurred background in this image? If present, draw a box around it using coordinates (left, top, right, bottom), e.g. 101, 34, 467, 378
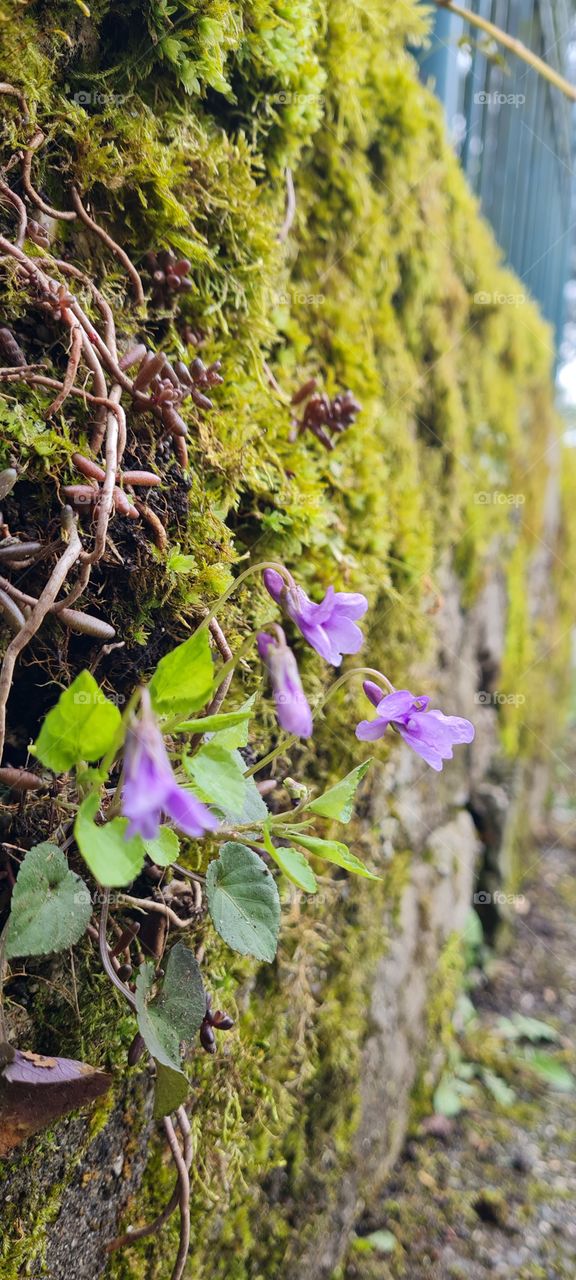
420, 1, 576, 427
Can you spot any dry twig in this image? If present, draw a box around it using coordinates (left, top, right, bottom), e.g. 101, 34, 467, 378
0, 508, 82, 762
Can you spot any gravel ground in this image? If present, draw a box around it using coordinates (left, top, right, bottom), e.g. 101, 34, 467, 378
341, 840, 576, 1280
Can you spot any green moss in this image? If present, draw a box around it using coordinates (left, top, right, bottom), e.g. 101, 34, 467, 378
1, 0, 574, 1274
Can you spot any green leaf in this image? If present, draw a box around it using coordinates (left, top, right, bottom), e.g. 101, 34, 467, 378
262, 827, 317, 893
481, 1069, 516, 1107
75, 794, 145, 887
175, 709, 252, 736
149, 627, 213, 717
160, 35, 184, 63
6, 842, 92, 958
210, 695, 256, 749
498, 1013, 559, 1043
184, 744, 246, 817
233, 755, 270, 824
527, 1052, 575, 1091
143, 826, 180, 868
433, 1073, 475, 1116
206, 842, 280, 962
135, 944, 206, 1067
364, 1230, 397, 1254
32, 671, 121, 773
166, 548, 196, 575
307, 759, 373, 823
153, 1062, 190, 1120
291, 834, 380, 880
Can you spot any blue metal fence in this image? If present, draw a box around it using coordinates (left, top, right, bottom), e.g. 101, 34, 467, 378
419, 0, 574, 345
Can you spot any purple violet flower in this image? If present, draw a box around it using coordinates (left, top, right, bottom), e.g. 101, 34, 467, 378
263, 568, 368, 667
122, 692, 219, 841
257, 627, 313, 737
356, 682, 475, 771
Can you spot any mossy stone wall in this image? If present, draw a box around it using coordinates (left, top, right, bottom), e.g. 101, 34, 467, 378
1, 1, 575, 1276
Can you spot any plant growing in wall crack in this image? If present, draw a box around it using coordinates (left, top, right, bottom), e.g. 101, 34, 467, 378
1, 559, 475, 1274
0, 82, 479, 1279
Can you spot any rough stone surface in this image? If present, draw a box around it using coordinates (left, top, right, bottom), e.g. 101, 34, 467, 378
289, 570, 532, 1280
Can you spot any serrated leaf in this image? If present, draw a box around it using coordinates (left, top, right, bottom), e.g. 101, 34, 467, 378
291, 834, 380, 880
75, 794, 145, 887
136, 944, 206, 1064
143, 827, 180, 868
206, 842, 280, 962
307, 759, 373, 823
262, 827, 316, 893
6, 843, 91, 958
184, 743, 246, 817
149, 628, 214, 717
32, 671, 121, 773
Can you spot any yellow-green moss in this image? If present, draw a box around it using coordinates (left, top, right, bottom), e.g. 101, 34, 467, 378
1, 0, 575, 1275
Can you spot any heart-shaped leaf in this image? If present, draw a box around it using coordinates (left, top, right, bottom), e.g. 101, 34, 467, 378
6, 843, 92, 958
206, 842, 280, 961
32, 671, 122, 773
75, 794, 145, 887
307, 759, 372, 823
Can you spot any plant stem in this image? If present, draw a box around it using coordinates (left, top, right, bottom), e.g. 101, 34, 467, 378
433, 0, 576, 102
194, 561, 294, 633
244, 666, 393, 777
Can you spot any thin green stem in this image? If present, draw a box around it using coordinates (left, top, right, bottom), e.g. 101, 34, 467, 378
161, 632, 259, 738
193, 561, 294, 634
244, 666, 393, 778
